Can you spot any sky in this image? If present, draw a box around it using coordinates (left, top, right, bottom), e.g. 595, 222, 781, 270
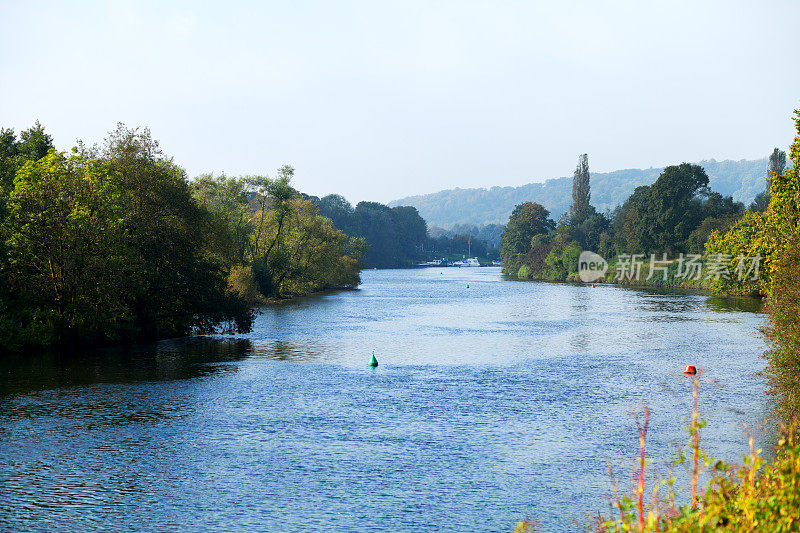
1, 1, 799, 204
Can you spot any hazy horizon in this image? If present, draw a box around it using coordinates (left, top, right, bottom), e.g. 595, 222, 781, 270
2, 1, 798, 205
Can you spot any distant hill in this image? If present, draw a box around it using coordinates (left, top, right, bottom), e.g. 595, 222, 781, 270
388, 158, 771, 228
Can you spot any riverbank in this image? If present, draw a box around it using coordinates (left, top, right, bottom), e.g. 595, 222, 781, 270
531, 256, 764, 297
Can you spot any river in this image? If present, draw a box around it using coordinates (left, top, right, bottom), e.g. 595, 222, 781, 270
0, 267, 769, 531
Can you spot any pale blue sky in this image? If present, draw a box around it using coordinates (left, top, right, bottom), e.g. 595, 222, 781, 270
1, 1, 798, 203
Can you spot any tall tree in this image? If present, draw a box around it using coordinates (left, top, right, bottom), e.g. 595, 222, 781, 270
318, 194, 357, 235
751, 148, 788, 212
616, 163, 710, 254
570, 153, 592, 225
769, 147, 787, 177
0, 122, 55, 195
500, 202, 554, 273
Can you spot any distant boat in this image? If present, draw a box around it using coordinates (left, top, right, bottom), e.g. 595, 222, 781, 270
453, 257, 481, 267
491, 260, 501, 266
423, 258, 451, 267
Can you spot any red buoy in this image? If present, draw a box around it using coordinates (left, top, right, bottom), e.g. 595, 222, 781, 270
684, 365, 697, 375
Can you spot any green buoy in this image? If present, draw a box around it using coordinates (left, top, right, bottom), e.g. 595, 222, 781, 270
466, 284, 469, 288
369, 352, 378, 367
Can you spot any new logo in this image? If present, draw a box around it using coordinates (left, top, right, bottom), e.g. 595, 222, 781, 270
578, 251, 608, 282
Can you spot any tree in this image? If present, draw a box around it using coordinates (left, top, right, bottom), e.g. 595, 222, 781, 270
2, 150, 130, 347
245, 166, 297, 262
267, 198, 363, 295
570, 153, 592, 225
612, 185, 652, 254
759, 140, 800, 425
319, 196, 428, 268
686, 214, 743, 254
706, 110, 800, 297
769, 147, 787, 177
391, 205, 427, 259
355, 202, 401, 268
192, 172, 364, 301
749, 191, 770, 213
318, 194, 357, 235
615, 164, 711, 254
750, 148, 787, 212
192, 173, 251, 265
101, 124, 252, 339
500, 202, 555, 273
0, 122, 55, 197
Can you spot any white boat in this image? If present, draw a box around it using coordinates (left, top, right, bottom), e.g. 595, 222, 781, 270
453, 257, 481, 267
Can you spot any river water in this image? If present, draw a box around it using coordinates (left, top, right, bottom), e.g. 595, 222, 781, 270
0, 267, 770, 531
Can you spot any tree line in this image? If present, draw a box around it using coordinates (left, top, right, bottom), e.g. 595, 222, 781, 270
389, 158, 770, 229
499, 148, 781, 282
317, 194, 427, 268
0, 124, 365, 352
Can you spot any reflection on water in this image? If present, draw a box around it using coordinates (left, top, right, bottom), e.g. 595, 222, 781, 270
706, 295, 764, 314
0, 268, 770, 532
0, 337, 253, 397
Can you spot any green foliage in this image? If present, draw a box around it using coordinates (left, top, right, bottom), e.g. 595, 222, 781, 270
762, 236, 800, 423
501, 161, 745, 282
0, 120, 370, 352
100, 125, 252, 340
685, 214, 742, 254
0, 124, 257, 352
593, 425, 800, 532
587, 378, 800, 532
193, 173, 364, 300
748, 190, 770, 212
570, 153, 592, 225
612, 165, 745, 256
705, 110, 800, 298
227, 265, 265, 305
3, 150, 130, 348
540, 241, 582, 281
427, 232, 491, 259
503, 208, 587, 282
500, 202, 554, 274
425, 223, 502, 261
703, 212, 768, 296
449, 223, 505, 249
318, 194, 357, 235
318, 195, 427, 268
0, 122, 55, 196
267, 198, 363, 296
616, 164, 711, 254
598, 256, 711, 291
192, 172, 251, 265
768, 147, 787, 178
573, 212, 612, 255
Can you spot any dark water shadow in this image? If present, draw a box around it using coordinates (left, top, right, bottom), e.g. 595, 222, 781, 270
0, 337, 254, 397
705, 296, 764, 314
